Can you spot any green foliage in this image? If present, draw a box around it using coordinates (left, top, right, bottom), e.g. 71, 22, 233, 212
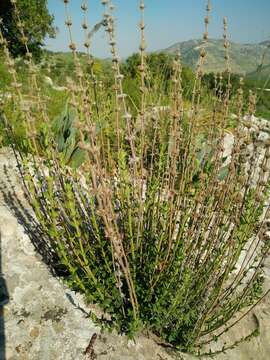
202, 72, 241, 97
0, 66, 68, 151
203, 71, 270, 120
122, 52, 173, 81
121, 53, 174, 108
245, 72, 270, 119
0, 0, 55, 58
52, 105, 86, 168
121, 52, 195, 107
0, 107, 30, 152
0, 52, 11, 89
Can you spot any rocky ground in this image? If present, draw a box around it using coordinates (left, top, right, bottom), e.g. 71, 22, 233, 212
0, 116, 270, 360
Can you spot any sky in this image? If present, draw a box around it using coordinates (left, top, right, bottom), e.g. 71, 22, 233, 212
46, 0, 270, 58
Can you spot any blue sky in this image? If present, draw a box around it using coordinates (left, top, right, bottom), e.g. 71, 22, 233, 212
46, 0, 270, 58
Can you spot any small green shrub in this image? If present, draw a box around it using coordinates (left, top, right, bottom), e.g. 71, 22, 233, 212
1, 0, 270, 355
52, 105, 86, 168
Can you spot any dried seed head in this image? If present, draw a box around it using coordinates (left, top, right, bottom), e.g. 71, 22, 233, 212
139, 40, 147, 51
139, 21, 145, 30
200, 48, 206, 58
138, 64, 145, 72
112, 56, 119, 63
69, 42, 76, 51
238, 175, 247, 186
81, 3, 88, 11
244, 136, 252, 145
256, 193, 264, 203
21, 36, 28, 44
259, 179, 267, 187
224, 40, 229, 49
82, 22, 88, 30
203, 32, 209, 40
65, 19, 72, 27
236, 193, 243, 202
244, 121, 252, 129
140, 2, 145, 10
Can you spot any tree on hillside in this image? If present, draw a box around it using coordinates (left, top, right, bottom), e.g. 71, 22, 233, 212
0, 0, 56, 59
121, 52, 174, 81
121, 52, 195, 97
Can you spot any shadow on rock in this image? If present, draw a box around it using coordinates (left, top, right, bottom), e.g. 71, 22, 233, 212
0, 161, 70, 279
0, 231, 9, 360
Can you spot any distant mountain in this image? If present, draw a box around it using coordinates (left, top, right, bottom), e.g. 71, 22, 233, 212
259, 40, 270, 47
162, 39, 270, 74
247, 64, 270, 80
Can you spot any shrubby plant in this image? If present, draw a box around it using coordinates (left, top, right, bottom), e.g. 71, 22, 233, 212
1, 0, 270, 354
0, 0, 56, 58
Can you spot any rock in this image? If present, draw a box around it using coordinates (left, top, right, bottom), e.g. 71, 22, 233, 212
222, 132, 234, 165
44, 76, 54, 87
257, 131, 270, 143
44, 76, 67, 91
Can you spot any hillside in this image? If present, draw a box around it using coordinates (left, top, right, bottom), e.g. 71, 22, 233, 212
162, 39, 270, 74
247, 64, 270, 80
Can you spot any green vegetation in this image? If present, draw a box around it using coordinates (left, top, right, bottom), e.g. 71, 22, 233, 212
0, 0, 55, 58
0, 0, 270, 356
121, 52, 195, 108
202, 71, 270, 119
52, 105, 86, 168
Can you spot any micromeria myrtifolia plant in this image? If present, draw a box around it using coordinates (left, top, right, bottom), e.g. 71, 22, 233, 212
1, 0, 270, 355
